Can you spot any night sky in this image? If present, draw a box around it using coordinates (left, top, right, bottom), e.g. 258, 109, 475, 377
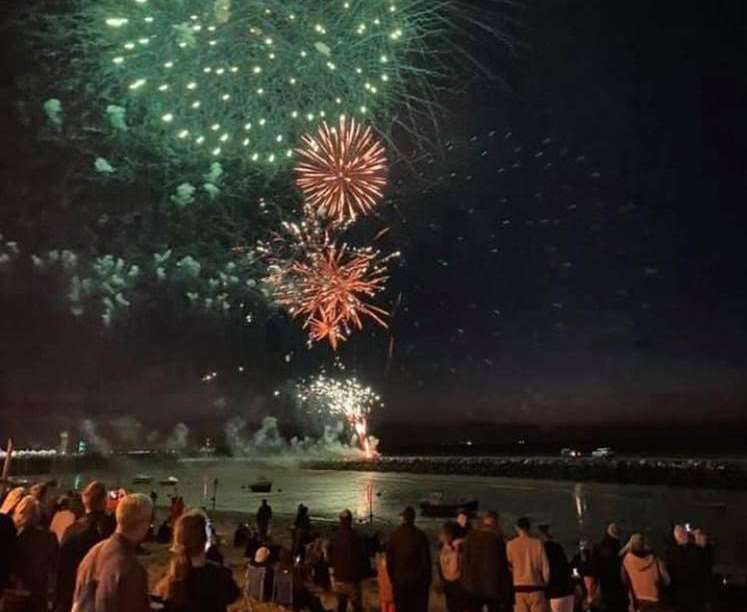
1, 0, 746, 444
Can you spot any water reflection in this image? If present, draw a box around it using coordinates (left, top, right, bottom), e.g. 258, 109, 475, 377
573, 482, 588, 527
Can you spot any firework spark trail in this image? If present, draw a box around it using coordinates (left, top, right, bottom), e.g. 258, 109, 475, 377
297, 374, 382, 457
268, 242, 396, 349
295, 116, 387, 225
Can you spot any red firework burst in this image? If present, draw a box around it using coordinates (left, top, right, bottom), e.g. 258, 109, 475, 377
295, 116, 388, 224
267, 242, 393, 349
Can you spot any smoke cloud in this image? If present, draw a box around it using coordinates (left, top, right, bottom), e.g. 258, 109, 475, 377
225, 416, 369, 458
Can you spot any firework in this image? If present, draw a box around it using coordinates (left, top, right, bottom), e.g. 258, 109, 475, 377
297, 374, 382, 457
295, 116, 387, 224
266, 241, 395, 349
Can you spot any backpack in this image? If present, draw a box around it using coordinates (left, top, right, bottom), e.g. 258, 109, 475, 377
440, 543, 461, 582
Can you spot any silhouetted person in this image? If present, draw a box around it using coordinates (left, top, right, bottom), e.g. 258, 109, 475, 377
292, 504, 312, 561
386, 506, 431, 612
538, 524, 574, 612
461, 512, 512, 612
257, 499, 272, 539
11, 495, 59, 612
329, 509, 367, 612
591, 523, 627, 612
0, 500, 17, 597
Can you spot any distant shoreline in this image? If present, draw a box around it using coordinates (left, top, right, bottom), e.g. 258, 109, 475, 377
305, 455, 747, 490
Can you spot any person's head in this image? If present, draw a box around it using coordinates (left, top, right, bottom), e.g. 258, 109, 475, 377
626, 533, 647, 555
154, 510, 206, 603
0, 487, 27, 515
693, 528, 708, 548
482, 511, 499, 530
339, 509, 353, 527
55, 496, 71, 512
456, 511, 470, 529
538, 524, 552, 541
515, 516, 531, 536
440, 521, 459, 546
82, 481, 108, 513
262, 499, 267, 506
115, 493, 153, 544
673, 524, 690, 546
607, 523, 622, 541
13, 496, 41, 531
401, 506, 416, 526
172, 511, 208, 559
579, 538, 590, 552
29, 482, 48, 503
254, 546, 271, 565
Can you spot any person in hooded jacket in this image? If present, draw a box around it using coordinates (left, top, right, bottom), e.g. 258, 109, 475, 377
621, 534, 669, 610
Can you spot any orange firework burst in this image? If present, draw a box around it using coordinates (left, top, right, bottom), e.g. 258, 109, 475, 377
268, 242, 395, 349
295, 116, 388, 224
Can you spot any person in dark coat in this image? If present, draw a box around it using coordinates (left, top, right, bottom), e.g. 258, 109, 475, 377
461, 512, 513, 612
0, 510, 16, 597
570, 539, 595, 608
385, 506, 432, 612
693, 529, 713, 610
456, 510, 473, 539
328, 509, 367, 612
539, 524, 575, 612
54, 481, 115, 612
256, 499, 272, 539
11, 495, 59, 612
590, 523, 628, 612
292, 504, 312, 561
666, 525, 707, 612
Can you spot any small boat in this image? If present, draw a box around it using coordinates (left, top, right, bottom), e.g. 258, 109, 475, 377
248, 478, 272, 493
419, 491, 479, 518
132, 474, 153, 485
160, 476, 179, 486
